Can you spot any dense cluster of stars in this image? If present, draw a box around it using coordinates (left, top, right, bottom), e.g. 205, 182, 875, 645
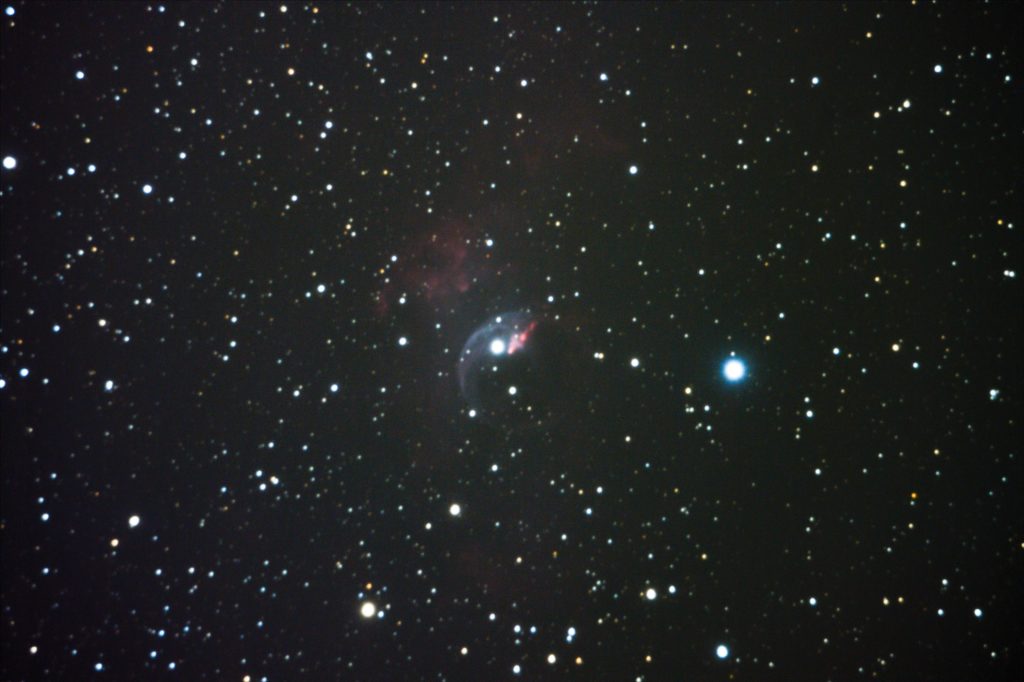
1, 2, 1019, 680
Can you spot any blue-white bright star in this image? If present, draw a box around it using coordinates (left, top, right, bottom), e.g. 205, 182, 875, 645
723, 358, 747, 382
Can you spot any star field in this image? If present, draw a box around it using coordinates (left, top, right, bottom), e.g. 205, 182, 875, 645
1, 2, 1022, 680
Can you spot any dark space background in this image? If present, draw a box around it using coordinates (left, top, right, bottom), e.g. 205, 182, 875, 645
1, 2, 1022, 680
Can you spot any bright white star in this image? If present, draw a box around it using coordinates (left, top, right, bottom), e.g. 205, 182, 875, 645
723, 358, 746, 382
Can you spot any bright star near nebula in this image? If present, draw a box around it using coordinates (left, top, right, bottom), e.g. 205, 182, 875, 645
1, 4, 1012, 679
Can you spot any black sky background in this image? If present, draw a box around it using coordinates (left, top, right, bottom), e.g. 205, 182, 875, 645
2, 2, 1022, 680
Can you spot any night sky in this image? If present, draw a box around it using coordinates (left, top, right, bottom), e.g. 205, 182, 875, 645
2, 2, 1022, 680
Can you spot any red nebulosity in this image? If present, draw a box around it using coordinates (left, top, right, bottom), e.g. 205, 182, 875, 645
420, 232, 471, 300
506, 319, 537, 355
375, 217, 494, 317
